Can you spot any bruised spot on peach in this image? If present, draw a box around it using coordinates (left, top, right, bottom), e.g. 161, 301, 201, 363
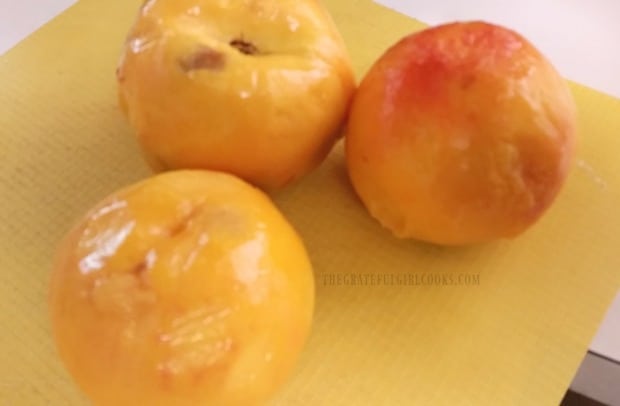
178, 46, 226, 71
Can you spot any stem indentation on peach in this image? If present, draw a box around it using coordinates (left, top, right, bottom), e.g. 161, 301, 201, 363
229, 39, 259, 55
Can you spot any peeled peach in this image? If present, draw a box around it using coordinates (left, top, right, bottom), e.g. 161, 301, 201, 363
346, 21, 577, 245
117, 0, 355, 190
49, 170, 314, 405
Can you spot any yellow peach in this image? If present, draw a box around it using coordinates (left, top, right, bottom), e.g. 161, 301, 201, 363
49, 170, 314, 405
346, 21, 577, 245
117, 0, 355, 190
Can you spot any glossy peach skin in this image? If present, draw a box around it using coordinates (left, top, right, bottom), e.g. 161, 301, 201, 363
346, 22, 577, 245
49, 171, 314, 406
117, 0, 355, 190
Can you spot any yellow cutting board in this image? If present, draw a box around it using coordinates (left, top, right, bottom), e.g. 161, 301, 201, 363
1, 0, 619, 404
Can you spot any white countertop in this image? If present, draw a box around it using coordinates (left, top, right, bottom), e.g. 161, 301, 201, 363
2, 0, 618, 402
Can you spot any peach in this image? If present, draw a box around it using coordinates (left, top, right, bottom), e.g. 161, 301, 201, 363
117, 0, 355, 190
346, 21, 577, 245
49, 170, 314, 405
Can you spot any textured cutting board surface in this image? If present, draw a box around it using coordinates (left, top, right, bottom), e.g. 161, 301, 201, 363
1, 0, 619, 404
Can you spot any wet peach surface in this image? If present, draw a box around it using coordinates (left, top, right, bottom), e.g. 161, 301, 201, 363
49, 170, 314, 405
346, 22, 577, 245
117, 0, 355, 190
